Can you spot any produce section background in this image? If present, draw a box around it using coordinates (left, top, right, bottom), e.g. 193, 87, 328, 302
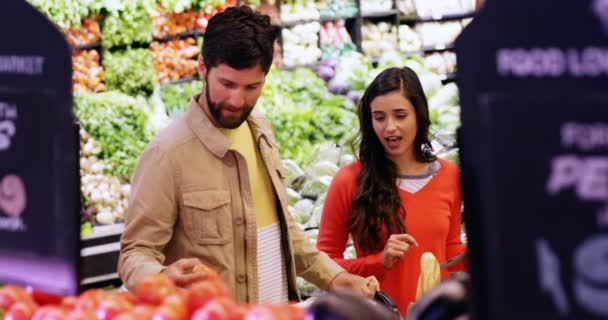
27, 0, 474, 291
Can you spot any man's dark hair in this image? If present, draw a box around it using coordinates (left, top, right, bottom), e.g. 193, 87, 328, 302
202, 6, 276, 73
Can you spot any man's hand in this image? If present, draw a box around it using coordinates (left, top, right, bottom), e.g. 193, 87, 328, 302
162, 258, 207, 287
329, 272, 379, 298
382, 233, 419, 270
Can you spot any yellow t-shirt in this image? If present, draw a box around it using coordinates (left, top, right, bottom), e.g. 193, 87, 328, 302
220, 121, 278, 229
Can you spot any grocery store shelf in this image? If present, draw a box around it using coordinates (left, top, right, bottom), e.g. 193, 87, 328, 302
400, 11, 476, 23
282, 61, 321, 71
81, 242, 120, 257
81, 223, 124, 241
320, 15, 358, 23
81, 273, 119, 286
278, 19, 321, 28
361, 9, 400, 19
153, 30, 205, 42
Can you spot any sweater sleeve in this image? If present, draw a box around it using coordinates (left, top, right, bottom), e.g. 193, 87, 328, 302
444, 162, 467, 272
316, 164, 388, 280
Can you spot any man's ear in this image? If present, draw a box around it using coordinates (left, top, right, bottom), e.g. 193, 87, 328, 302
198, 56, 206, 79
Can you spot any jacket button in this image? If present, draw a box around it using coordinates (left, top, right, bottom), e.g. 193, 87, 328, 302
235, 217, 244, 226
225, 156, 235, 167
237, 274, 246, 283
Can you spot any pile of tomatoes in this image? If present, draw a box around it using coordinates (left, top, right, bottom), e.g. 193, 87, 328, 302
0, 266, 306, 320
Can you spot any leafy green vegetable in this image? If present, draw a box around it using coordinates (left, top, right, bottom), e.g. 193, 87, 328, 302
74, 91, 152, 179
27, 0, 104, 30
257, 67, 358, 165
103, 48, 156, 97
101, 0, 155, 48
160, 0, 196, 13
159, 81, 203, 117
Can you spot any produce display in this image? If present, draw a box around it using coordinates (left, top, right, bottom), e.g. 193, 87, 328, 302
103, 48, 156, 97
256, 67, 358, 165
0, 269, 307, 320
360, 0, 393, 15
396, 0, 416, 17
319, 0, 358, 20
361, 22, 398, 59
413, 0, 475, 18
280, 0, 320, 24
65, 16, 102, 47
72, 49, 106, 93
245, 0, 279, 25
320, 21, 357, 59
398, 24, 422, 53
415, 21, 462, 49
152, 8, 200, 38
282, 22, 322, 67
75, 91, 155, 225
26, 0, 104, 30
74, 91, 153, 181
79, 128, 131, 225
158, 80, 203, 118
423, 51, 457, 76
151, 37, 200, 84
101, 0, 156, 48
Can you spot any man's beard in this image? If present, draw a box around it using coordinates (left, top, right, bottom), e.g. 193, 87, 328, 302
205, 78, 255, 129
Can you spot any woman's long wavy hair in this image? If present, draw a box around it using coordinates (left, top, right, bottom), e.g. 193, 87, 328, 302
350, 67, 436, 252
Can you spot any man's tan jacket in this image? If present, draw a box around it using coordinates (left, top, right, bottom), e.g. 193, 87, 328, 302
118, 97, 344, 303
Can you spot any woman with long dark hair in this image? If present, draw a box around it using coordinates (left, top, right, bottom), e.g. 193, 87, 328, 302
317, 67, 466, 315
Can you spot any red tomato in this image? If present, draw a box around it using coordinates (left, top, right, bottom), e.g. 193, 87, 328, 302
95, 295, 133, 320
65, 308, 97, 320
135, 274, 176, 305
191, 298, 238, 320
186, 281, 229, 315
26, 287, 63, 306
153, 303, 187, 320
31, 306, 69, 320
0, 286, 30, 310
132, 305, 155, 318
75, 289, 107, 311
153, 292, 187, 320
113, 291, 138, 306
61, 296, 78, 310
5, 301, 38, 320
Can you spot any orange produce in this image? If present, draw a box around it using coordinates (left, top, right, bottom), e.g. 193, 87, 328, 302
5, 301, 38, 320
135, 273, 177, 305
191, 297, 239, 320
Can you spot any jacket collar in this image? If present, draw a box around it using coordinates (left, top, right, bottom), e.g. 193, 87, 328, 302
185, 96, 275, 158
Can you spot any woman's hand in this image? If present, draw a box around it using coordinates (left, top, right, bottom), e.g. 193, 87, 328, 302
381, 234, 419, 270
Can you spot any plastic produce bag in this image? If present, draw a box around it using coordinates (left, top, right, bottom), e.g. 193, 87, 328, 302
287, 187, 303, 206
292, 199, 315, 225
310, 160, 340, 178
283, 159, 306, 185
301, 176, 333, 198
306, 205, 324, 229
313, 143, 343, 165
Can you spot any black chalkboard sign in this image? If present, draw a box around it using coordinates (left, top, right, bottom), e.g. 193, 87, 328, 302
0, 0, 80, 296
456, 0, 608, 319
